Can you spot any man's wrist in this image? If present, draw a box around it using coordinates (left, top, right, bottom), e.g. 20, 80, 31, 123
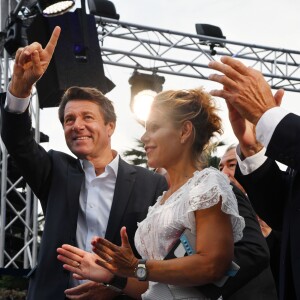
240, 143, 263, 159
9, 76, 32, 99
103, 275, 128, 293
236, 145, 267, 175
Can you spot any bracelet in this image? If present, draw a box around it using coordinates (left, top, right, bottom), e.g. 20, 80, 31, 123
103, 275, 128, 293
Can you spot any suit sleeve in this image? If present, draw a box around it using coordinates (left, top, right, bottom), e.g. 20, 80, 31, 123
0, 93, 52, 203
234, 113, 299, 230
266, 229, 281, 290
235, 157, 287, 230
200, 185, 270, 299
266, 113, 300, 171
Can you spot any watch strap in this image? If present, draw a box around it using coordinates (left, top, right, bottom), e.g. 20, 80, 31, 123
138, 259, 147, 265
103, 275, 127, 293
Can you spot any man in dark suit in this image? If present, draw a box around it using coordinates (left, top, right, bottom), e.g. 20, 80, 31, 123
219, 146, 278, 299
209, 56, 299, 299
198, 146, 277, 300
200, 182, 276, 300
1, 27, 167, 300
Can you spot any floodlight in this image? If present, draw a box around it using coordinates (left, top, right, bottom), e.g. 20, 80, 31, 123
38, 0, 75, 17
128, 71, 165, 125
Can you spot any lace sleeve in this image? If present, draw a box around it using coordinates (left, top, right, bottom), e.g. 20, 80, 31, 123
188, 168, 245, 242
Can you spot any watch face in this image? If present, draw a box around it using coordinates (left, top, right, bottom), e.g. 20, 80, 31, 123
137, 267, 147, 279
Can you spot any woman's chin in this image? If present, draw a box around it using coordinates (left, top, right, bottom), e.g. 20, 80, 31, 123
147, 161, 157, 169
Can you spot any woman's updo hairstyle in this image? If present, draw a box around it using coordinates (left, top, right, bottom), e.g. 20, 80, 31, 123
152, 87, 222, 161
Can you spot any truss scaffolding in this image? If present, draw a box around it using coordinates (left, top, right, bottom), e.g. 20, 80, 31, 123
96, 17, 300, 93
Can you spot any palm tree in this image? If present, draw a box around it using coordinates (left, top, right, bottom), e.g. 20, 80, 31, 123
200, 140, 225, 169
123, 139, 149, 168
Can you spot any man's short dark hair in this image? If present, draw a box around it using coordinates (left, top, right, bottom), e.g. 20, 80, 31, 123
58, 86, 116, 125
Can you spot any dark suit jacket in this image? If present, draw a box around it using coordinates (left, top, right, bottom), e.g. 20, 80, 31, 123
266, 229, 281, 295
0, 94, 168, 300
235, 113, 300, 300
200, 184, 277, 300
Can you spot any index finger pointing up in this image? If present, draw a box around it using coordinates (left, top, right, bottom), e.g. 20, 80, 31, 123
45, 26, 61, 56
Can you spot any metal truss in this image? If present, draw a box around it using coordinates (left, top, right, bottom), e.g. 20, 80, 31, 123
96, 17, 300, 93
0, 55, 40, 271
1, 14, 300, 273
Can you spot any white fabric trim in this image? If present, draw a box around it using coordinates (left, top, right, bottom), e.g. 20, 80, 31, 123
256, 107, 289, 148
236, 145, 267, 175
5, 84, 30, 113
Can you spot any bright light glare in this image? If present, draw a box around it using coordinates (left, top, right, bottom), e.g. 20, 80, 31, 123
132, 90, 157, 123
43, 0, 75, 16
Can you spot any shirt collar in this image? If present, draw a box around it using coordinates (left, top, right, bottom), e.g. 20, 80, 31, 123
79, 150, 119, 178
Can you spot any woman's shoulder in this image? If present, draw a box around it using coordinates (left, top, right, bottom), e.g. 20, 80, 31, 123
187, 167, 236, 209
190, 167, 230, 186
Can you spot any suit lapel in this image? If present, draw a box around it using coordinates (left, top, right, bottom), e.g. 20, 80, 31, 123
105, 158, 136, 241
67, 159, 84, 232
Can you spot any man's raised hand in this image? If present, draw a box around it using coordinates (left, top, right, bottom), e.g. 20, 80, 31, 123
10, 26, 61, 98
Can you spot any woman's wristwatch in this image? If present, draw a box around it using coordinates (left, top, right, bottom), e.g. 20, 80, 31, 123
103, 258, 148, 293
134, 259, 148, 281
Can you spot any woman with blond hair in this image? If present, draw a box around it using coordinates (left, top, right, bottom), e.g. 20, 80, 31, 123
57, 88, 244, 299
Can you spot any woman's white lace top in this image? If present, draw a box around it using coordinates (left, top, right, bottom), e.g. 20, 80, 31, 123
135, 167, 245, 260
134, 167, 245, 299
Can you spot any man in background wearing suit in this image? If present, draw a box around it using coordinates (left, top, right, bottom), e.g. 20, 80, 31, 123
199, 147, 275, 299
219, 145, 278, 299
0, 27, 167, 299
209, 56, 299, 300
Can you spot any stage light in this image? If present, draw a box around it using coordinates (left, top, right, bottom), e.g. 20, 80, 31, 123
88, 0, 119, 19
195, 24, 226, 55
128, 71, 165, 125
132, 90, 157, 124
4, 18, 28, 56
38, 0, 75, 17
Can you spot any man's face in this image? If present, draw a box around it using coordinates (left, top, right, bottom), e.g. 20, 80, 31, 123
63, 100, 115, 160
219, 148, 237, 179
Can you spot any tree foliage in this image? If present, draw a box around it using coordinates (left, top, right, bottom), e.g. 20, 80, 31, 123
123, 139, 148, 168
200, 140, 225, 168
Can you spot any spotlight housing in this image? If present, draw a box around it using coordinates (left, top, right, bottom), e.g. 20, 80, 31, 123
128, 71, 165, 125
88, 0, 120, 19
195, 24, 226, 55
